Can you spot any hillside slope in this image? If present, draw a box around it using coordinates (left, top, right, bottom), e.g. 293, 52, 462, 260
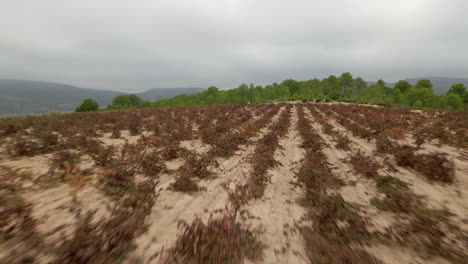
367, 77, 467, 95
137, 88, 205, 101
405, 77, 468, 95
0, 80, 124, 116
0, 79, 204, 116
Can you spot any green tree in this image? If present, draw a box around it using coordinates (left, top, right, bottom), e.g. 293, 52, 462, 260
391, 87, 403, 104
323, 75, 341, 99
413, 100, 423, 108
135, 72, 463, 111
225, 89, 239, 104
110, 94, 142, 109
447, 83, 466, 96
248, 84, 255, 103
446, 93, 464, 110
394, 80, 412, 93
376, 79, 386, 87
363, 84, 387, 104
281, 79, 300, 95
204, 86, 219, 105
263, 85, 276, 101
206, 86, 219, 96
416, 79, 433, 89
127, 94, 142, 107
405, 87, 434, 107
274, 85, 290, 100
354, 77, 367, 94
237, 84, 250, 103
340, 72, 354, 94
75, 98, 99, 112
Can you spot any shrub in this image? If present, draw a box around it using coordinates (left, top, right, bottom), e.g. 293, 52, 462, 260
180, 153, 215, 179
50, 151, 80, 170
7, 136, 40, 156
371, 176, 422, 214
55, 180, 157, 264
139, 152, 164, 177
349, 151, 379, 178
164, 215, 263, 264
415, 153, 455, 182
395, 208, 467, 263
394, 146, 455, 183
334, 134, 351, 150
75, 98, 99, 112
98, 165, 135, 198
89, 145, 115, 167
170, 174, 200, 193
165, 182, 263, 264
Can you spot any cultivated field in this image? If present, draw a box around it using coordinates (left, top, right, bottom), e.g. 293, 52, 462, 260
0, 102, 467, 264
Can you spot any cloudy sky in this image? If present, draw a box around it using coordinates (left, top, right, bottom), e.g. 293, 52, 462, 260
1, 0, 467, 92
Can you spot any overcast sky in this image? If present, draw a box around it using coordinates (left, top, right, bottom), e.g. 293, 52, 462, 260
1, 0, 467, 92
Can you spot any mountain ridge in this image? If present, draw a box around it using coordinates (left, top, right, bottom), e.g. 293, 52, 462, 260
0, 79, 204, 116
405, 77, 468, 95
1, 77, 466, 116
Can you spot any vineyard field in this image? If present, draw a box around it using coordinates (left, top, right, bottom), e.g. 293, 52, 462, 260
0, 102, 467, 264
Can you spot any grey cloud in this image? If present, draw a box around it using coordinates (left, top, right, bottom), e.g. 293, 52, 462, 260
1, 0, 467, 92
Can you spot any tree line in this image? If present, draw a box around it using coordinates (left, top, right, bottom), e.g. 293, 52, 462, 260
76, 73, 467, 112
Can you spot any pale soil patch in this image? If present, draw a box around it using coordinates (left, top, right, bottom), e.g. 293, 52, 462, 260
318, 101, 383, 108
364, 244, 451, 264
0, 145, 8, 160
74, 185, 113, 221
99, 130, 140, 146
244, 106, 308, 264
0, 153, 52, 178
22, 185, 76, 243
179, 139, 211, 154
0, 149, 96, 180
20, 183, 113, 245
165, 158, 184, 171
77, 153, 96, 171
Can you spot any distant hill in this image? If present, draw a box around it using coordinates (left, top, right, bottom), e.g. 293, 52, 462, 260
137, 88, 205, 101
0, 80, 124, 116
405, 77, 468, 95
0, 79, 205, 116
367, 81, 396, 88
367, 77, 467, 95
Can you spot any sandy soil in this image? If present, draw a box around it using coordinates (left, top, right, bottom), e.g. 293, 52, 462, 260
129, 107, 286, 262
320, 107, 468, 231
311, 106, 468, 262
0, 103, 466, 264
244, 106, 307, 263
180, 139, 211, 154
99, 130, 141, 146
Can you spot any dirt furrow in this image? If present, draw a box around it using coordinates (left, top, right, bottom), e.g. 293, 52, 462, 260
129, 107, 284, 262
244, 105, 307, 264
313, 105, 468, 224
306, 106, 463, 264
303, 107, 394, 233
